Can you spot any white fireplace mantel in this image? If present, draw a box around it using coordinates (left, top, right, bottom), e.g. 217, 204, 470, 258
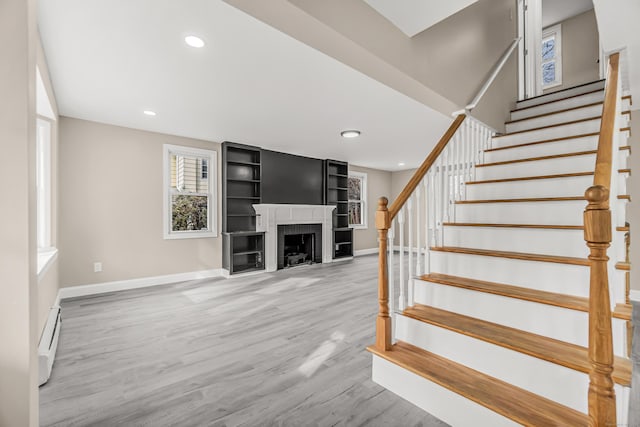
253, 204, 336, 272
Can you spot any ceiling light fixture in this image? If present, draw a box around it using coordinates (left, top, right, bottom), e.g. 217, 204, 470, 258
143, 110, 156, 116
398, 162, 405, 167
184, 35, 205, 48
340, 130, 361, 138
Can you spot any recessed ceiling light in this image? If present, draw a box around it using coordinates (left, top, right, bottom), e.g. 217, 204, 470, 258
340, 130, 361, 138
184, 35, 205, 48
398, 162, 405, 167
143, 110, 156, 116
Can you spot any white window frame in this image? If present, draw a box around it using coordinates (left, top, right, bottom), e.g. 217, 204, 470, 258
348, 171, 367, 229
163, 144, 217, 239
541, 23, 562, 89
36, 117, 57, 276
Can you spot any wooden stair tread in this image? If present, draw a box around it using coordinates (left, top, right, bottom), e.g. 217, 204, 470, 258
477, 150, 596, 167
419, 272, 630, 320
466, 171, 593, 185
431, 246, 589, 266
367, 341, 590, 426
506, 101, 603, 124
614, 303, 632, 321
493, 116, 602, 138
486, 132, 599, 153
511, 86, 603, 113
456, 196, 584, 204
402, 303, 631, 386
442, 222, 583, 230
616, 261, 631, 271
419, 272, 589, 310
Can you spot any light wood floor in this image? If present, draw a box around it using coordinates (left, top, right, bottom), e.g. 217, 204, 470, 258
40, 255, 448, 427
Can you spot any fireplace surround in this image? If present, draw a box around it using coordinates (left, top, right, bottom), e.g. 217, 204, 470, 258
253, 204, 335, 272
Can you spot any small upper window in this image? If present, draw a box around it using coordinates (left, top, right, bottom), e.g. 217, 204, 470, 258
163, 144, 217, 239
542, 24, 562, 89
348, 171, 367, 229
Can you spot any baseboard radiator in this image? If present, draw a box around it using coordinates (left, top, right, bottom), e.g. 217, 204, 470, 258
39, 306, 61, 386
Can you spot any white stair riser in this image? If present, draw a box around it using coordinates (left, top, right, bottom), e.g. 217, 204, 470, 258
485, 136, 599, 164
442, 226, 588, 258
412, 281, 627, 355
395, 315, 589, 411
492, 119, 601, 148
372, 356, 519, 427
476, 154, 597, 181
515, 81, 605, 109
506, 104, 603, 133
439, 225, 626, 263
510, 97, 630, 123
466, 175, 593, 200
511, 91, 604, 120
429, 250, 589, 296
454, 200, 585, 225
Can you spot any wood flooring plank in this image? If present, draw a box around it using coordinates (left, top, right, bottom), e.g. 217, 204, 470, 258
40, 256, 448, 427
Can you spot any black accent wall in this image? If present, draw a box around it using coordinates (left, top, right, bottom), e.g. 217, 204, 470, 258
261, 149, 324, 205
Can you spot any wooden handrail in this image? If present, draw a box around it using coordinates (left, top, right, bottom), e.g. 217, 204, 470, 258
583, 52, 619, 427
593, 53, 620, 193
388, 114, 466, 221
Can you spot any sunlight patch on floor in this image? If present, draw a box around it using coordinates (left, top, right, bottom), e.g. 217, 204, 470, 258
297, 331, 346, 378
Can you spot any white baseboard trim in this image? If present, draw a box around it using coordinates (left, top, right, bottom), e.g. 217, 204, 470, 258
58, 268, 225, 300
354, 248, 378, 256
629, 290, 640, 302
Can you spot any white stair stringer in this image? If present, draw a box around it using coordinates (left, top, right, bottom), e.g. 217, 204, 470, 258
515, 80, 605, 109
412, 278, 627, 355
371, 355, 520, 427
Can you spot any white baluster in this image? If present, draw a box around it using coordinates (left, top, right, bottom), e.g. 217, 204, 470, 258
407, 196, 414, 301
443, 144, 451, 223
388, 222, 395, 315
423, 176, 429, 275
472, 120, 478, 180
398, 207, 405, 311
415, 186, 422, 275
438, 154, 445, 247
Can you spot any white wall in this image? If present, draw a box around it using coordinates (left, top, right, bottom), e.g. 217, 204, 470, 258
58, 118, 222, 287
0, 0, 39, 424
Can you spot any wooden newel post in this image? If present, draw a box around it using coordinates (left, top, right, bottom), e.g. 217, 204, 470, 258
583, 185, 616, 427
376, 197, 392, 351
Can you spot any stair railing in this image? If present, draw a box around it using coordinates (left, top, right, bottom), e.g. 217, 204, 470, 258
583, 52, 621, 427
374, 38, 520, 352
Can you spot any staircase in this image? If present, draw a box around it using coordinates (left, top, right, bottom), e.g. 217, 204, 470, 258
368, 56, 634, 426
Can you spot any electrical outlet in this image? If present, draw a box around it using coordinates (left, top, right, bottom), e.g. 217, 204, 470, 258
94, 262, 102, 273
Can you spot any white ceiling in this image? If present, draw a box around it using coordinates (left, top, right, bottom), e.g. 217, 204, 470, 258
542, 0, 594, 28
37, 0, 451, 172
362, 0, 479, 37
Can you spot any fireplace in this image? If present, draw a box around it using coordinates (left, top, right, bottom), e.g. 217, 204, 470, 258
277, 224, 322, 269
253, 204, 335, 272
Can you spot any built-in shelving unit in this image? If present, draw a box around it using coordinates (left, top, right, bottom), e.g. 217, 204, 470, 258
324, 160, 353, 259
222, 231, 265, 274
222, 142, 265, 274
